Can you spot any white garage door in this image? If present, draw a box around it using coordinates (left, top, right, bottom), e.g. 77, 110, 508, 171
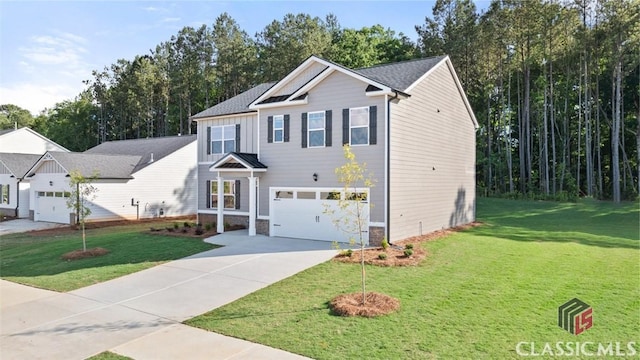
270, 187, 369, 244
35, 191, 71, 224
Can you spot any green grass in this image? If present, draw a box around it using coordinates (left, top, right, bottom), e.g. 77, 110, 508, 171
0, 221, 218, 292
185, 198, 640, 359
86, 351, 132, 360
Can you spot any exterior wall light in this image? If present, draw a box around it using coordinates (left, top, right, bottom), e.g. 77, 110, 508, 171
313, 173, 318, 182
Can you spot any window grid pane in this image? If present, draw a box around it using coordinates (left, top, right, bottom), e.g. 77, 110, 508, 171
212, 125, 236, 154
211, 180, 236, 209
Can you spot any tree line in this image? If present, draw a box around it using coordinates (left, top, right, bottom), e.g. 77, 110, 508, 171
1, 0, 638, 202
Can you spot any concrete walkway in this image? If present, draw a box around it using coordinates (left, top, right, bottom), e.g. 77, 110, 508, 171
0, 219, 66, 236
0, 231, 336, 359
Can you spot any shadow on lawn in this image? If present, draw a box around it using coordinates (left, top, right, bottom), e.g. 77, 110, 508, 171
472, 198, 639, 249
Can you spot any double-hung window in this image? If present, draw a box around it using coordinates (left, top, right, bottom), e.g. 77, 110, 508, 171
0, 184, 8, 204
211, 125, 236, 154
308, 111, 325, 147
211, 180, 236, 209
349, 107, 369, 146
273, 115, 284, 143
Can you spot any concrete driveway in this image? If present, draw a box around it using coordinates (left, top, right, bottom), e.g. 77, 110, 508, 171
0, 219, 66, 236
0, 230, 336, 359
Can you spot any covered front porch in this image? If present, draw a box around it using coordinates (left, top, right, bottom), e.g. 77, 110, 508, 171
208, 152, 267, 236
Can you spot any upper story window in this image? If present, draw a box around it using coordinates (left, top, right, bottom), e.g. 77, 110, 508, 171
268, 115, 289, 143
302, 110, 331, 148
349, 107, 369, 146
342, 106, 376, 146
308, 111, 325, 148
211, 125, 236, 154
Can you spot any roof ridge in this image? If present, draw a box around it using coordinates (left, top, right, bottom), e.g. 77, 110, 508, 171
356, 55, 447, 71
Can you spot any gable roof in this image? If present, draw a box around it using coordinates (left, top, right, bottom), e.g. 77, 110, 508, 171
30, 152, 140, 179
210, 152, 268, 171
191, 83, 275, 120
0, 127, 70, 153
0, 153, 42, 178
354, 55, 447, 92
84, 135, 196, 173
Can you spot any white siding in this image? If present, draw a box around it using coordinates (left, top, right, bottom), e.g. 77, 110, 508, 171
196, 114, 258, 163
389, 61, 476, 242
0, 128, 67, 154
30, 142, 197, 223
258, 71, 386, 222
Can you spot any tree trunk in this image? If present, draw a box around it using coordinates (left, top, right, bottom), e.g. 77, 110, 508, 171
612, 51, 621, 203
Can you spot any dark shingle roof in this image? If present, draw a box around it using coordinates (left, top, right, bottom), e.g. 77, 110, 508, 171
191, 83, 275, 120
84, 135, 196, 172
41, 152, 141, 179
0, 153, 42, 178
354, 55, 447, 92
0, 128, 15, 136
232, 153, 268, 169
211, 152, 267, 170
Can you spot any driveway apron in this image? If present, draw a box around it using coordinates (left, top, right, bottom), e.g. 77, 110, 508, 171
0, 231, 336, 359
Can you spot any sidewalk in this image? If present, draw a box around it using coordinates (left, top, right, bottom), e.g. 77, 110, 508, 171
1, 231, 334, 359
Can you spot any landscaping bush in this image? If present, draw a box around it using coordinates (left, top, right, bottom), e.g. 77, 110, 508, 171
405, 243, 414, 250
381, 237, 389, 250
378, 253, 388, 260
404, 248, 414, 257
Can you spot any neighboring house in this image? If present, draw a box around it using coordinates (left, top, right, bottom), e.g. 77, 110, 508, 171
0, 153, 42, 218
0, 127, 69, 154
0, 127, 70, 218
192, 55, 478, 245
25, 135, 197, 224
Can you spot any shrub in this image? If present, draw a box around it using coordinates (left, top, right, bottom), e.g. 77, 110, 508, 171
194, 226, 204, 235
405, 243, 414, 250
205, 223, 212, 231
378, 253, 388, 260
183, 222, 191, 228
404, 248, 414, 257
340, 249, 353, 257
381, 237, 389, 250
173, 223, 179, 230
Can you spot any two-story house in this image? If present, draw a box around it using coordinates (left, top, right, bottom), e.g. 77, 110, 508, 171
192, 55, 478, 245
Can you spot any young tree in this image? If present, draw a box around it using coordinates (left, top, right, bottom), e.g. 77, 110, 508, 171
66, 170, 98, 252
325, 145, 375, 305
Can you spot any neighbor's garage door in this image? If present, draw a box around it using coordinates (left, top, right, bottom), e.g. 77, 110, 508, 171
35, 191, 71, 224
270, 188, 369, 244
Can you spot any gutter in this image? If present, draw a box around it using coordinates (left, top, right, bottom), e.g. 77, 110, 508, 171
386, 91, 399, 244
14, 177, 21, 218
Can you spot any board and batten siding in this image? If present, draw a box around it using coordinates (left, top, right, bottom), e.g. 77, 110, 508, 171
257, 70, 386, 222
389, 61, 476, 242
196, 114, 258, 163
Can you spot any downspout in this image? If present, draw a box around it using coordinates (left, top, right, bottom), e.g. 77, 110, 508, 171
14, 178, 21, 217
386, 91, 399, 245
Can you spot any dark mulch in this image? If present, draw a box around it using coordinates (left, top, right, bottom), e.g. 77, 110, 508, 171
334, 222, 482, 267
330, 292, 400, 317
61, 247, 110, 261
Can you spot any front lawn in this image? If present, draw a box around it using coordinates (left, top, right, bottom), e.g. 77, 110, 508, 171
186, 198, 640, 359
0, 221, 219, 292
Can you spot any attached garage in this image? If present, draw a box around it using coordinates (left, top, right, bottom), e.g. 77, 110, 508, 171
34, 191, 71, 224
269, 187, 369, 244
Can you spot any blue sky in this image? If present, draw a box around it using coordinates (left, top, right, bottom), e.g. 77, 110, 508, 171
0, 1, 489, 115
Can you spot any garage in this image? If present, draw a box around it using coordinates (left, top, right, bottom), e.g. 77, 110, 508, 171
34, 191, 71, 224
270, 187, 369, 244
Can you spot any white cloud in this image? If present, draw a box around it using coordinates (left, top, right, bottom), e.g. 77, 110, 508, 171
0, 83, 79, 115
161, 17, 181, 23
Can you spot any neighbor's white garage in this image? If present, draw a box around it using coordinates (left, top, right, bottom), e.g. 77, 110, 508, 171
269, 187, 369, 244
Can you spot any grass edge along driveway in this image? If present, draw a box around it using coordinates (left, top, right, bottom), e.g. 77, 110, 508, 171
185, 198, 640, 359
0, 221, 219, 292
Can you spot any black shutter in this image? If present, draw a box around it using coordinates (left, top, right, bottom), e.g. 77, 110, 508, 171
206, 127, 211, 154
206, 180, 211, 208
284, 114, 290, 142
342, 108, 349, 145
369, 105, 377, 145
235, 124, 241, 152
267, 116, 273, 143
235, 180, 241, 209
325, 110, 332, 147
301, 112, 308, 148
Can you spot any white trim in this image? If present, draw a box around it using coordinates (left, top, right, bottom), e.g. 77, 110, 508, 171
349, 106, 370, 146
257, 215, 269, 220
287, 67, 333, 100
198, 210, 250, 216
369, 222, 385, 227
198, 161, 215, 165
251, 98, 307, 110
209, 124, 236, 155
383, 94, 389, 238
249, 56, 393, 109
273, 114, 285, 143
210, 168, 267, 173
365, 90, 394, 97
192, 111, 257, 122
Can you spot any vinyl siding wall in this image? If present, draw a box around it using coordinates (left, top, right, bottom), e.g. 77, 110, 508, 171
29, 142, 197, 223
389, 61, 476, 242
258, 71, 386, 222
0, 129, 67, 154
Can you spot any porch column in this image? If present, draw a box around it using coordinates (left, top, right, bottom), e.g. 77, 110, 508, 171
216, 175, 224, 234
248, 175, 257, 236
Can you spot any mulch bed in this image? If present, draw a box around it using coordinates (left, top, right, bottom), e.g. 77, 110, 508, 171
61, 247, 110, 261
334, 222, 482, 267
330, 292, 400, 317
149, 224, 246, 238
